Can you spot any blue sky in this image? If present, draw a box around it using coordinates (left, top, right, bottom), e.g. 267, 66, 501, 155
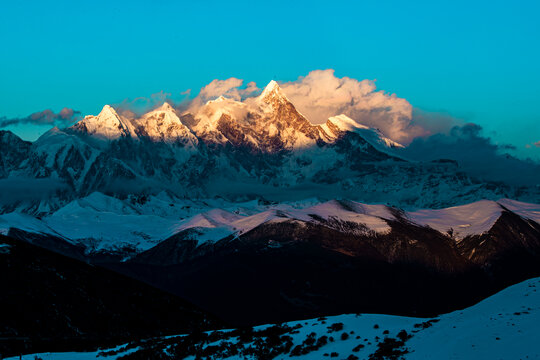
1, 0, 539, 158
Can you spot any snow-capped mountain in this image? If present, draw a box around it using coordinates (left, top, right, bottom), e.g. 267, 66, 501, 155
191, 80, 326, 151
71, 104, 138, 140
0, 80, 538, 216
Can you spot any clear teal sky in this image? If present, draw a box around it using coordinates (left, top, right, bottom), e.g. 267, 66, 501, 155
1, 0, 539, 158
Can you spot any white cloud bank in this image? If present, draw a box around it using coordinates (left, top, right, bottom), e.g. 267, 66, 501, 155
190, 78, 259, 110
190, 70, 427, 143
280, 70, 426, 143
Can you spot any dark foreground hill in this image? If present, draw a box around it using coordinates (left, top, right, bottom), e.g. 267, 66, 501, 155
0, 234, 221, 357
107, 206, 540, 326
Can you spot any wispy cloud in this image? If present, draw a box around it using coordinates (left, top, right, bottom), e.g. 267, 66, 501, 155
0, 108, 80, 128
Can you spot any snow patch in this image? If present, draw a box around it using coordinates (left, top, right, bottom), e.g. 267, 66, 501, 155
497, 198, 540, 223
408, 200, 503, 239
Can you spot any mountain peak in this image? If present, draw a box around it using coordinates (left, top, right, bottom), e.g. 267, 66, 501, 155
94, 104, 123, 126
264, 80, 280, 91
143, 102, 179, 119
156, 102, 175, 112
259, 80, 287, 101
98, 104, 119, 118
136, 102, 198, 146
71, 104, 138, 139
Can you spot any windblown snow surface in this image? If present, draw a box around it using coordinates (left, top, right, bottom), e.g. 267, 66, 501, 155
9, 277, 540, 359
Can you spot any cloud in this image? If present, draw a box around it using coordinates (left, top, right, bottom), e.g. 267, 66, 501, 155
114, 90, 175, 117
189, 78, 260, 110
527, 141, 540, 149
0, 108, 81, 128
279, 69, 427, 143
397, 123, 540, 186
410, 108, 464, 136
198, 78, 243, 99
0, 177, 69, 206
186, 71, 466, 144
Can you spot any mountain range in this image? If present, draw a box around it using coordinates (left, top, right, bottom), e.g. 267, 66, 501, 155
1, 81, 538, 216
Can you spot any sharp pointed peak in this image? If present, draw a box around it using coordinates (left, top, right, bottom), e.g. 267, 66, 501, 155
258, 80, 290, 104
261, 80, 282, 95
98, 104, 119, 117
266, 80, 280, 89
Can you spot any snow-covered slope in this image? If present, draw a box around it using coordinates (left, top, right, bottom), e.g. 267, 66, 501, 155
192, 96, 251, 144
11, 276, 540, 359
0, 212, 59, 236
407, 200, 504, 240
403, 277, 540, 359
321, 114, 404, 149
44, 199, 179, 253
1, 193, 538, 256
497, 198, 540, 223
171, 199, 395, 243
29, 126, 101, 187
